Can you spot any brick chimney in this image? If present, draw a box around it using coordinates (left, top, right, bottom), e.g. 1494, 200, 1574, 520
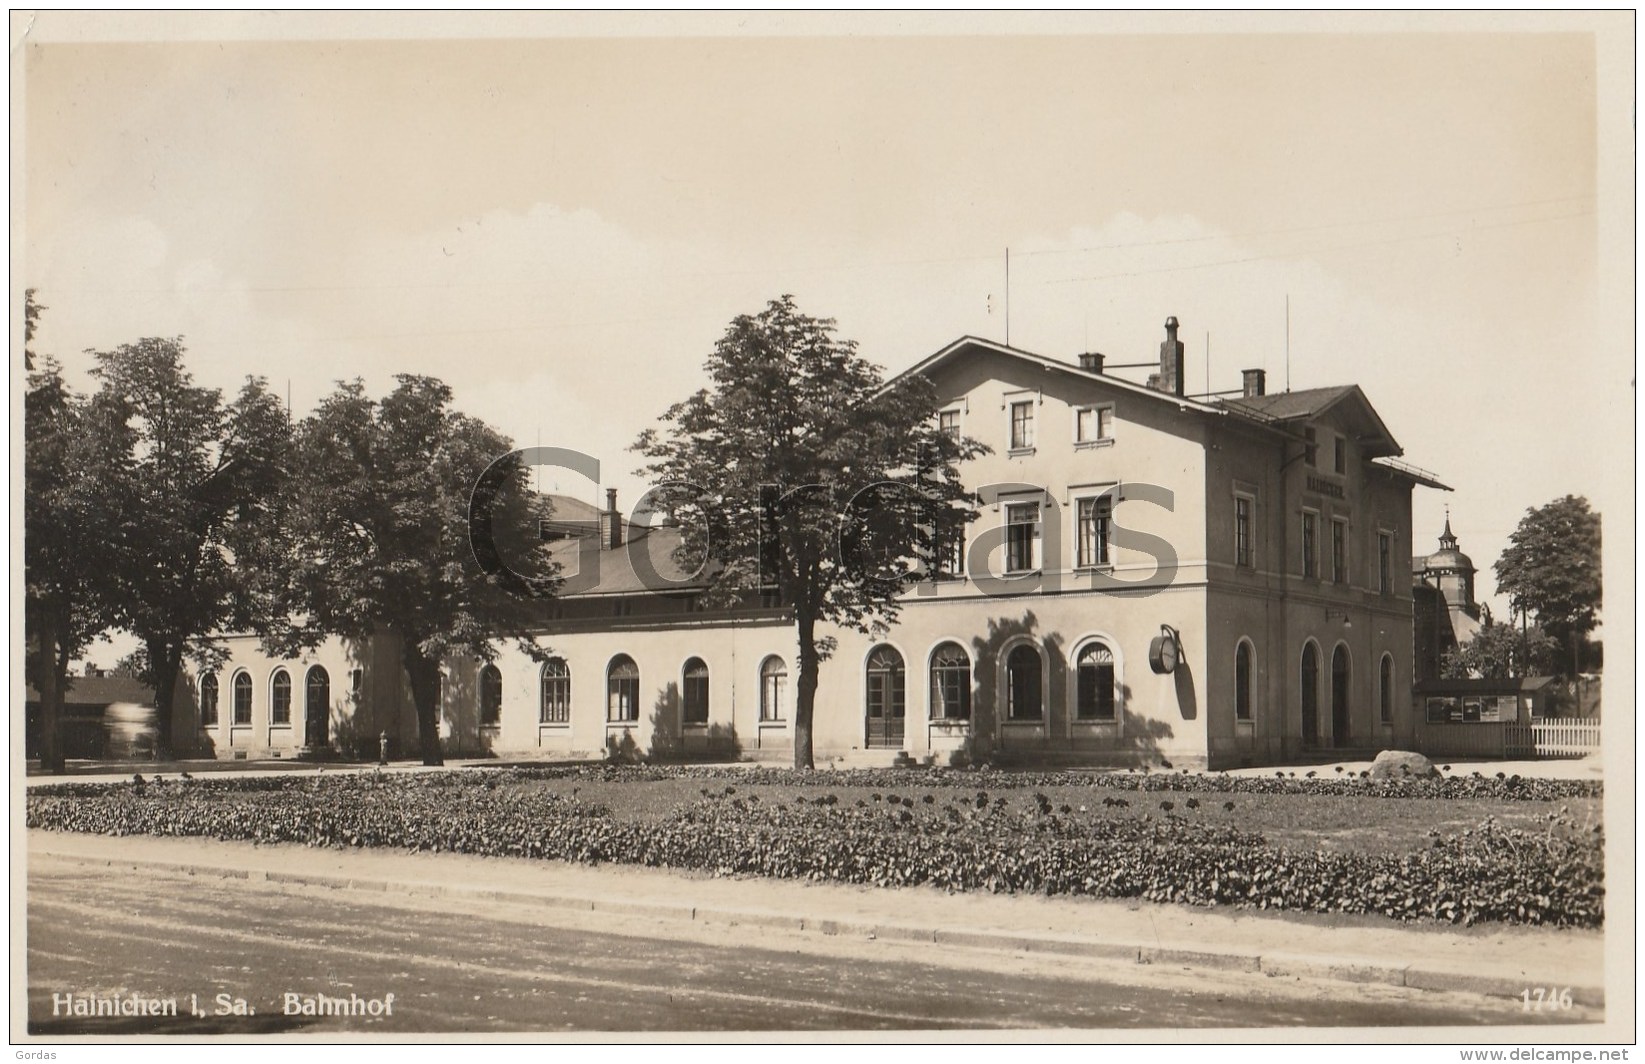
600, 488, 623, 549
1242, 368, 1267, 398
1157, 316, 1184, 397
1078, 352, 1105, 373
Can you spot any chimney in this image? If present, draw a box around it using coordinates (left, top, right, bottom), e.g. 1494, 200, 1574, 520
602, 488, 623, 549
1242, 368, 1267, 398
1157, 316, 1184, 396
1078, 351, 1105, 373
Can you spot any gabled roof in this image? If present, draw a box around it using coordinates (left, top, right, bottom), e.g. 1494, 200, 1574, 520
892, 335, 1237, 417
1222, 384, 1403, 458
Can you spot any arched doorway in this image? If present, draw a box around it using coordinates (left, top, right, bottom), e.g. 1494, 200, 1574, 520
1331, 646, 1351, 747
1300, 643, 1319, 744
304, 666, 329, 748
864, 645, 905, 748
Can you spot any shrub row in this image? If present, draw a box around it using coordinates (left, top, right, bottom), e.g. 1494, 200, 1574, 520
26, 772, 1603, 928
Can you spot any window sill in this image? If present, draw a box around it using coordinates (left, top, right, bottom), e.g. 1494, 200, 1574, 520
757, 719, 788, 728
605, 720, 639, 728
1007, 447, 1037, 458
268, 724, 293, 731
1074, 439, 1114, 450
537, 721, 571, 729
1235, 718, 1255, 730
1073, 564, 1114, 575
682, 722, 710, 730
1002, 718, 1045, 727
1072, 718, 1119, 727
929, 717, 971, 728
480, 723, 501, 731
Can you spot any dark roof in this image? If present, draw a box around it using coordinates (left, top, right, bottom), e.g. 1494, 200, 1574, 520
543, 524, 710, 596
1221, 386, 1358, 422
545, 495, 603, 523
26, 675, 154, 706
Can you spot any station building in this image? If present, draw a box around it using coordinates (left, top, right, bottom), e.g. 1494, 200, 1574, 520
183, 318, 1447, 769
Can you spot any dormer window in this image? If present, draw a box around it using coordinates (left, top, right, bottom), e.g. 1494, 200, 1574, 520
1334, 436, 1347, 475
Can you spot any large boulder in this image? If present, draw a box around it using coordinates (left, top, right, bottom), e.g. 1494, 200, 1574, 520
1369, 749, 1439, 779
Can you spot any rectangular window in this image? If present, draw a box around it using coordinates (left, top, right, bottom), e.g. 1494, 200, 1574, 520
1076, 496, 1111, 568
1304, 427, 1318, 467
1074, 404, 1114, 445
938, 408, 961, 438
1009, 400, 1035, 450
933, 526, 965, 578
1334, 436, 1347, 475
1005, 502, 1039, 573
1301, 511, 1319, 579
1235, 495, 1253, 568
1378, 532, 1392, 595
1331, 519, 1348, 585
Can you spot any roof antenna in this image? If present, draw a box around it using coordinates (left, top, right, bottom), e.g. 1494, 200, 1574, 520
1205, 331, 1211, 397
1284, 294, 1291, 393
1004, 247, 1011, 347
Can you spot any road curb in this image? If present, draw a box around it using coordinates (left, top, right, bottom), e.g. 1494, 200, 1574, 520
32, 845, 1604, 1008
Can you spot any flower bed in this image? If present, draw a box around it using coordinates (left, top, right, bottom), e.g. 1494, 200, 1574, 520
26, 770, 1603, 928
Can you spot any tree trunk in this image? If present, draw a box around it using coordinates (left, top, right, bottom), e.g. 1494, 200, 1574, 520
793, 613, 817, 771
36, 612, 65, 774
403, 647, 444, 767
148, 639, 182, 761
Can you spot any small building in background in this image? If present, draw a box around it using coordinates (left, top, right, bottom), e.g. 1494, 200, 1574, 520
25, 672, 156, 760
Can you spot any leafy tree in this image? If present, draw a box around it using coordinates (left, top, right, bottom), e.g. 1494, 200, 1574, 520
1494, 495, 1601, 676
88, 338, 291, 757
1442, 620, 1560, 680
25, 357, 114, 772
634, 295, 986, 769
271, 375, 557, 765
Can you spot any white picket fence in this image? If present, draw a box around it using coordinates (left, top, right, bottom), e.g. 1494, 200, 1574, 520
1504, 720, 1602, 759
1416, 718, 1601, 759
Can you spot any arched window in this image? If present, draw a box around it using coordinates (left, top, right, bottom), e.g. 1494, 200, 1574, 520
759, 657, 787, 722
682, 657, 709, 725
865, 645, 905, 748
1006, 644, 1043, 720
1235, 642, 1254, 722
305, 666, 330, 747
270, 669, 292, 726
607, 655, 639, 722
232, 672, 253, 725
479, 664, 503, 726
929, 643, 971, 720
540, 659, 570, 724
199, 673, 219, 727
1379, 653, 1394, 724
1074, 642, 1115, 721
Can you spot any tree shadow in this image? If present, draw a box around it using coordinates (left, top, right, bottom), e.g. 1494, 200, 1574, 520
956, 610, 1174, 769
647, 682, 742, 762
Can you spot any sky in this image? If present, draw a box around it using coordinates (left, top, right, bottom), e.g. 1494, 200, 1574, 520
15, 13, 1631, 667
